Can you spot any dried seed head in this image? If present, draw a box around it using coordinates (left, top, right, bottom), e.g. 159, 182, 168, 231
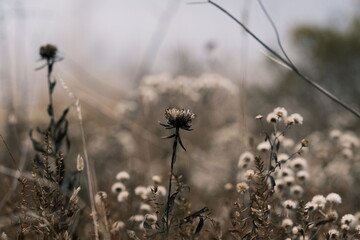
39, 44, 57, 60
312, 195, 326, 209
327, 229, 340, 238
224, 183, 233, 191
140, 203, 151, 212
301, 139, 309, 147
152, 175, 162, 184
283, 200, 297, 210
117, 191, 129, 202
111, 182, 126, 194
326, 193, 342, 204
341, 214, 355, 225
116, 171, 130, 181
273, 107, 288, 118
236, 182, 249, 194
266, 112, 278, 123
111, 221, 125, 234
76, 154, 84, 171
244, 170, 255, 180
281, 218, 293, 228
164, 107, 195, 130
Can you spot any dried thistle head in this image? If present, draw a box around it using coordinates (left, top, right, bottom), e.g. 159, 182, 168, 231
39, 44, 58, 60
162, 107, 195, 130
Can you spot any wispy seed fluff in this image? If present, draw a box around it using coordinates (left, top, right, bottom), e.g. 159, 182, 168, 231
117, 191, 129, 202
257, 141, 271, 152
266, 112, 279, 123
140, 203, 152, 212
312, 195, 327, 209
278, 153, 289, 164
283, 200, 297, 210
286, 113, 303, 125
236, 182, 249, 194
111, 221, 125, 234
326, 193, 342, 204
156, 186, 167, 197
305, 201, 318, 212
134, 186, 148, 199
327, 229, 340, 238
239, 152, 255, 163
281, 218, 293, 228
244, 170, 255, 180
290, 185, 304, 198
296, 170, 310, 181
116, 171, 130, 181
273, 107, 288, 118
111, 182, 126, 194
341, 214, 356, 225
291, 157, 308, 171
152, 175, 162, 184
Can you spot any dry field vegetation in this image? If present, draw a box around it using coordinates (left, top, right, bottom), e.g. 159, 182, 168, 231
1, 3, 360, 240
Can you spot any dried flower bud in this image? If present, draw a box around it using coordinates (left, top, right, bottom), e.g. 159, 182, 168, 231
39, 44, 57, 60
163, 108, 195, 130
301, 139, 309, 147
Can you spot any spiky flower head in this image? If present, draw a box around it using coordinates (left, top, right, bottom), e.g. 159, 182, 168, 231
163, 107, 195, 130
40, 44, 58, 60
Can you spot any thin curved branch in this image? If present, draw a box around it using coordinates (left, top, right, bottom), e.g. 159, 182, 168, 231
207, 0, 360, 119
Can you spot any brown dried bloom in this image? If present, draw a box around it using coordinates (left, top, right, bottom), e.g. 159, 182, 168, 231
301, 139, 309, 147
40, 44, 58, 60
162, 107, 195, 130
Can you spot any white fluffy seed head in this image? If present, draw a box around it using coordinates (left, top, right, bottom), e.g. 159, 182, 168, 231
116, 171, 130, 181
326, 193, 342, 204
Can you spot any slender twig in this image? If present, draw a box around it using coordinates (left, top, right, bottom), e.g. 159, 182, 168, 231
166, 127, 179, 235
58, 76, 99, 240
207, 0, 360, 119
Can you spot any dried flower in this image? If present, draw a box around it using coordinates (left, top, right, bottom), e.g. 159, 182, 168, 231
301, 139, 309, 147
278, 153, 289, 164
341, 214, 355, 225
116, 171, 130, 181
291, 157, 308, 170
281, 218, 293, 228
290, 185, 304, 198
130, 215, 144, 222
224, 183, 233, 191
297, 170, 310, 181
283, 200, 297, 209
39, 44, 58, 60
255, 114, 263, 120
288, 113, 303, 125
239, 152, 255, 163
140, 203, 152, 212
162, 107, 195, 130
305, 201, 318, 212
312, 195, 326, 209
117, 191, 129, 202
244, 170, 255, 180
157, 185, 167, 196
273, 107, 288, 118
236, 182, 249, 194
152, 175, 162, 183
326, 193, 342, 204
111, 221, 125, 234
266, 112, 278, 123
257, 141, 271, 151
327, 229, 339, 238
111, 182, 126, 194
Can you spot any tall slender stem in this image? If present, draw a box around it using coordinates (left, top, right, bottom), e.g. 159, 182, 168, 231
47, 60, 55, 132
166, 127, 179, 235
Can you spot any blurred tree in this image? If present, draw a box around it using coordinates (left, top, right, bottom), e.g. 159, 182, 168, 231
255, 18, 360, 130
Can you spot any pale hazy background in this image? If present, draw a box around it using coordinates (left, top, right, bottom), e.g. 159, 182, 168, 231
0, 0, 358, 117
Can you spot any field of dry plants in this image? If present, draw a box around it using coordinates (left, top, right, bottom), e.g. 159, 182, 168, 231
0, 1, 360, 240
